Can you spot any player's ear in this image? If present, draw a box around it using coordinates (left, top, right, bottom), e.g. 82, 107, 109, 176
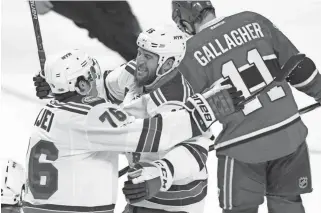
161, 57, 175, 74
75, 76, 91, 95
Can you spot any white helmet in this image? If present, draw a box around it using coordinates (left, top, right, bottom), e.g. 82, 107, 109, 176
136, 25, 186, 83
44, 49, 102, 95
1, 159, 24, 205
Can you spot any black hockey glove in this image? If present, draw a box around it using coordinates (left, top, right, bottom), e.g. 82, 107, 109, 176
122, 160, 173, 204
33, 73, 51, 99
208, 78, 245, 120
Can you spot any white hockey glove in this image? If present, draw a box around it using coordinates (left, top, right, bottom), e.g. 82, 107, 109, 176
122, 159, 174, 204
1, 159, 25, 205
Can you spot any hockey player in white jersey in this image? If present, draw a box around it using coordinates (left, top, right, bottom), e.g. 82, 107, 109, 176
26, 49, 241, 213
1, 159, 25, 213
103, 26, 244, 213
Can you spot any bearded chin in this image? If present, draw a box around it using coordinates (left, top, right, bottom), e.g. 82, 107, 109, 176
134, 72, 155, 87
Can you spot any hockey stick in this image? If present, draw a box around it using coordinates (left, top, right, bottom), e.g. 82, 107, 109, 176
119, 166, 130, 177
28, 1, 46, 76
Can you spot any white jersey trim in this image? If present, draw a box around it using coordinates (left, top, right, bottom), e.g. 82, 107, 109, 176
292, 69, 318, 88
215, 113, 300, 149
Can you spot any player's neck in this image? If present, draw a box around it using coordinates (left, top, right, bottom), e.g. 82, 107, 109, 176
195, 13, 217, 33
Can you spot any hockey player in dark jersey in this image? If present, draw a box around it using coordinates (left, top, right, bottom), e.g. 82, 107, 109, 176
172, 1, 321, 213
35, 1, 141, 61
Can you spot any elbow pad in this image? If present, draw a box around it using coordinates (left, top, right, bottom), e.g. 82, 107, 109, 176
286, 56, 318, 88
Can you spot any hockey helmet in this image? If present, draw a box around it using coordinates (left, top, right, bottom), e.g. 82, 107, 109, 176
136, 25, 186, 87
172, 1, 214, 35
44, 49, 103, 96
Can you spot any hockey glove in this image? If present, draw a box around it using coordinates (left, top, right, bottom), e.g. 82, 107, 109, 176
207, 78, 245, 121
184, 78, 245, 130
33, 73, 51, 99
122, 160, 174, 204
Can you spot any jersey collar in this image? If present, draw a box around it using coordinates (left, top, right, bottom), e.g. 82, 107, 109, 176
199, 16, 226, 32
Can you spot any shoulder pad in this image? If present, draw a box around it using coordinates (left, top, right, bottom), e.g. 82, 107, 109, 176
150, 73, 194, 106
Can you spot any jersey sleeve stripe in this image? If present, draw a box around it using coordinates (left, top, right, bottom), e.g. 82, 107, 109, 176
151, 115, 163, 152
166, 179, 205, 191
142, 117, 158, 152
180, 143, 207, 171
147, 179, 207, 206
150, 91, 161, 106
135, 119, 150, 152
47, 113, 55, 132
155, 89, 167, 103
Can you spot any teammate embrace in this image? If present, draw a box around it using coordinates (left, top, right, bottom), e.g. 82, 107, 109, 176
2, 1, 321, 213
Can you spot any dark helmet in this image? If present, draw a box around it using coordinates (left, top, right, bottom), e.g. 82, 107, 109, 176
172, 1, 214, 35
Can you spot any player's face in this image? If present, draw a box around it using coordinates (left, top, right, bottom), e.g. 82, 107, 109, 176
135, 47, 159, 87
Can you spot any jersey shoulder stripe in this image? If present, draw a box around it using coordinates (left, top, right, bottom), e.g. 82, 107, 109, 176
46, 103, 88, 115
150, 73, 193, 106
124, 60, 136, 76
45, 95, 105, 115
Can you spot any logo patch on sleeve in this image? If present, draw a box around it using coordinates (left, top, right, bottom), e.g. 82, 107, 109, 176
81, 96, 104, 104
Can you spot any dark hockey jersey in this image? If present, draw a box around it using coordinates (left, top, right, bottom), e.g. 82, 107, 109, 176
177, 11, 321, 163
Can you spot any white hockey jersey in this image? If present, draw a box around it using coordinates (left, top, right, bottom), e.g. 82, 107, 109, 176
23, 95, 205, 213
105, 60, 211, 213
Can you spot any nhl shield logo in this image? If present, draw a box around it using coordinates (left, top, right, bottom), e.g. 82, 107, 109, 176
299, 177, 308, 189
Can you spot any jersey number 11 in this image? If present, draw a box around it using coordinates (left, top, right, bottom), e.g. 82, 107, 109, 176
222, 49, 286, 115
